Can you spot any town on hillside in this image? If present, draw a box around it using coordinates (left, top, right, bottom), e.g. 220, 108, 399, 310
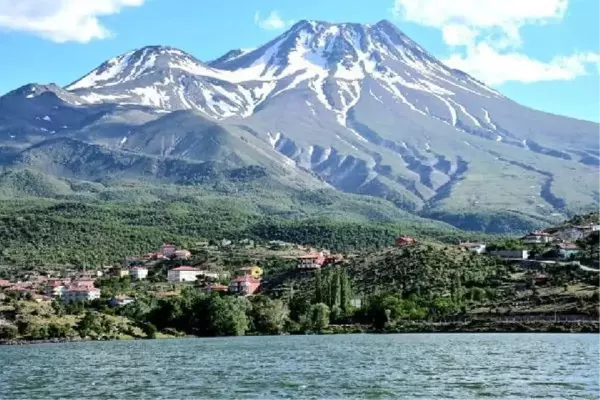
0, 240, 344, 305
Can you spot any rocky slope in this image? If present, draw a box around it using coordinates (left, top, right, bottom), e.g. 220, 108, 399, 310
0, 19, 597, 230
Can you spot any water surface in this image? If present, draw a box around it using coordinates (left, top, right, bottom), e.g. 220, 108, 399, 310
0, 334, 597, 399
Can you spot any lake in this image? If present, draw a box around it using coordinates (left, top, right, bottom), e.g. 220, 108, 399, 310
0, 334, 597, 399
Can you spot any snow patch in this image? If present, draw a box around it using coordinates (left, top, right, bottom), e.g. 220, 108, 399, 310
267, 132, 282, 148
42, 115, 51, 122
131, 86, 169, 108
448, 99, 480, 127
496, 135, 503, 142
482, 108, 496, 130
120, 136, 128, 145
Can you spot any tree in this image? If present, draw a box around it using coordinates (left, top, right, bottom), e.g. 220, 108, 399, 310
204, 296, 249, 336
309, 303, 330, 332
0, 324, 18, 340
250, 296, 289, 334
314, 271, 322, 304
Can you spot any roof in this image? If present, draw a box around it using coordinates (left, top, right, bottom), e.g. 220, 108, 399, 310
528, 231, 552, 236
170, 266, 200, 271
298, 253, 324, 259
557, 243, 580, 250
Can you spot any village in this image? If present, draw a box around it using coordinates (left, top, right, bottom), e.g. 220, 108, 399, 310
0, 239, 345, 306
0, 221, 597, 308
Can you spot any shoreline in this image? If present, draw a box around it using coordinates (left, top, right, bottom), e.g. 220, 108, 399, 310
2, 320, 597, 346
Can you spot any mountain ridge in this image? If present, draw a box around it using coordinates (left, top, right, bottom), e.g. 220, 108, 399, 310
0, 19, 597, 232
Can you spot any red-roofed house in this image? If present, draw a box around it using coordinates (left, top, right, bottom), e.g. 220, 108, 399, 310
297, 252, 326, 269
161, 243, 177, 258
167, 266, 201, 282
0, 279, 11, 288
395, 236, 417, 246
70, 278, 96, 289
229, 276, 260, 296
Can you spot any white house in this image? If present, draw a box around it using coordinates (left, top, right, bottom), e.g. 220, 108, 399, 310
458, 242, 487, 254
130, 267, 148, 280
167, 266, 201, 282
63, 287, 101, 303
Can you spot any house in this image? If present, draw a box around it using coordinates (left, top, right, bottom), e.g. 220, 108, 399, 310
395, 236, 417, 246
32, 294, 53, 303
203, 284, 229, 293
161, 243, 177, 258
487, 249, 530, 260
167, 266, 202, 282
458, 242, 487, 254
63, 287, 101, 303
555, 243, 581, 259
235, 266, 263, 279
0, 279, 11, 288
45, 280, 65, 297
198, 270, 220, 280
174, 249, 192, 260
130, 267, 148, 280
297, 252, 326, 269
521, 231, 553, 245
113, 268, 130, 278
109, 295, 135, 307
70, 278, 96, 289
228, 276, 260, 296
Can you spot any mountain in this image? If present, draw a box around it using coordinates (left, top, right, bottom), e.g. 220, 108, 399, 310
0, 19, 598, 232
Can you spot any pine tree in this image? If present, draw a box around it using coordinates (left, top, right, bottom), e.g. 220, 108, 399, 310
332, 267, 341, 308
314, 271, 322, 304
339, 268, 351, 315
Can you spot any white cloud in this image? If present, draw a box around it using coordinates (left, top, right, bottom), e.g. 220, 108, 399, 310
445, 44, 600, 85
254, 10, 292, 30
392, 0, 599, 85
0, 0, 145, 43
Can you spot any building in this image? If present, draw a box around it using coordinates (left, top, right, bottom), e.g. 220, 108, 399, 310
161, 243, 177, 258
70, 278, 96, 289
110, 295, 135, 307
555, 243, 581, 259
297, 252, 326, 269
458, 242, 487, 254
0, 279, 11, 288
32, 294, 53, 303
229, 276, 260, 296
395, 236, 417, 246
174, 250, 192, 260
198, 270, 220, 280
487, 249, 530, 260
521, 231, 553, 245
45, 280, 65, 297
235, 266, 263, 279
203, 284, 229, 293
130, 267, 148, 280
167, 266, 202, 282
63, 287, 101, 303
113, 268, 130, 278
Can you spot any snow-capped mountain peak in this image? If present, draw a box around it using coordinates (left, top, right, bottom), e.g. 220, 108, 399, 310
63, 20, 503, 123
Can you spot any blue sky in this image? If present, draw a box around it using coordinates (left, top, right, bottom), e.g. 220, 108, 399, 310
0, 0, 598, 121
